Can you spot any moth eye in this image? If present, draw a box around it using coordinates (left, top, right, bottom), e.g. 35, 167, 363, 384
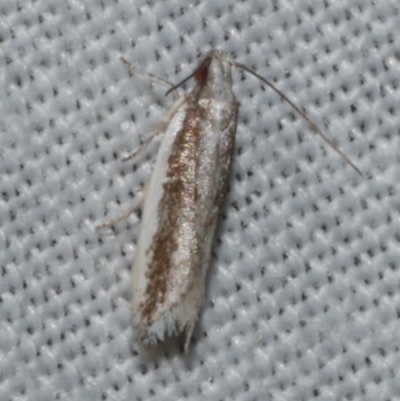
194, 59, 210, 82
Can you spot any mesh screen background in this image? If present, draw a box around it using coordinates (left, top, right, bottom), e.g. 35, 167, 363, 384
1, 0, 400, 400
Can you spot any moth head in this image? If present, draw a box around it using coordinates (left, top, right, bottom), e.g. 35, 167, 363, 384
165, 49, 236, 96
195, 49, 234, 84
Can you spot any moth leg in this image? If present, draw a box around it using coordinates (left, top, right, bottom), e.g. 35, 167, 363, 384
96, 176, 154, 229
122, 130, 161, 162
122, 96, 186, 162
96, 198, 143, 229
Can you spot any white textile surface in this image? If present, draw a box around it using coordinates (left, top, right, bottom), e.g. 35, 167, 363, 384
1, 0, 400, 400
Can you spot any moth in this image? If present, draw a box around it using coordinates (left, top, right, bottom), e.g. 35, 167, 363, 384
100, 49, 361, 352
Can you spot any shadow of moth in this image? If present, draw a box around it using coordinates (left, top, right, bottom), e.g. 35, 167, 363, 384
100, 49, 362, 353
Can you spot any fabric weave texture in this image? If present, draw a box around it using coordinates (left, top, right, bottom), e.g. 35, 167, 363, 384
1, 0, 399, 400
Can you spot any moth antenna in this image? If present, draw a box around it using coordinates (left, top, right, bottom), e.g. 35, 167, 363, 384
235, 62, 363, 176
165, 72, 196, 96
165, 57, 211, 96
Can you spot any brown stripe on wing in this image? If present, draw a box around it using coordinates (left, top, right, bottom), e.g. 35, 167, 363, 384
140, 102, 202, 324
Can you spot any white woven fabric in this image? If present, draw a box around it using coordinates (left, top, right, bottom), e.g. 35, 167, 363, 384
1, 0, 400, 400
